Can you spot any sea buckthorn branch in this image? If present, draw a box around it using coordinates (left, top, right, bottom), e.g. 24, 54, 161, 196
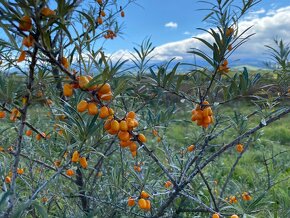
87, 138, 117, 198
262, 154, 271, 190
197, 166, 218, 212
61, 0, 134, 51
186, 107, 290, 183
208, 110, 258, 141
153, 106, 290, 217
136, 140, 178, 188
19, 153, 74, 181
218, 138, 252, 205
69, 193, 148, 218
178, 135, 209, 184
4, 41, 39, 216
179, 192, 220, 216
0, 10, 76, 81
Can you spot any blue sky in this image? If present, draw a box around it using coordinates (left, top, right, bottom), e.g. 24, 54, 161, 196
103, 0, 290, 67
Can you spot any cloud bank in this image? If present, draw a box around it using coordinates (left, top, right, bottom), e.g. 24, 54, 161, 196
110, 6, 290, 67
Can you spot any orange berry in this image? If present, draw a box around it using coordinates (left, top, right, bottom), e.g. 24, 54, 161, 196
88, 102, 98, 115
99, 106, 110, 119
101, 10, 106, 17
97, 0, 102, 5
145, 200, 151, 210
63, 83, 73, 97
17, 50, 26, 62
212, 213, 220, 218
71, 151, 80, 163
41, 197, 48, 203
121, 10, 125, 17
97, 16, 103, 25
61, 57, 69, 69
119, 120, 128, 131
98, 83, 111, 93
138, 198, 147, 210
131, 151, 137, 158
66, 169, 75, 176
133, 120, 139, 127
110, 120, 120, 132
79, 157, 88, 169
10, 108, 21, 121
98, 92, 112, 101
203, 116, 211, 124
228, 44, 233, 51
242, 192, 252, 201
107, 128, 118, 135
229, 195, 238, 204
0, 111, 6, 119
226, 27, 234, 37
19, 15, 32, 31
140, 190, 150, 199
126, 118, 135, 129
127, 111, 135, 119
134, 165, 141, 172
25, 129, 33, 137
77, 100, 88, 113
119, 140, 132, 148
78, 76, 90, 89
127, 197, 135, 206
138, 134, 146, 143
36, 132, 45, 140
17, 168, 24, 175
22, 35, 34, 48
104, 119, 112, 130
109, 108, 114, 115
164, 180, 172, 188
187, 144, 195, 152
118, 131, 130, 141
41, 7, 56, 16
129, 142, 138, 152
231, 215, 239, 218
5, 176, 11, 184
236, 143, 244, 153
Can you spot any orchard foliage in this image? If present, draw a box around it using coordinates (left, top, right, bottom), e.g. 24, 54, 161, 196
0, 0, 289, 217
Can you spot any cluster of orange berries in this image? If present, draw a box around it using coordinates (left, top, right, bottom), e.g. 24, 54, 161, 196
128, 190, 151, 211
218, 59, 230, 73
104, 111, 147, 158
226, 192, 252, 204
65, 151, 88, 176
212, 213, 239, 218
191, 101, 214, 128
134, 161, 144, 172
64, 75, 113, 100
0, 108, 21, 122
103, 30, 117, 39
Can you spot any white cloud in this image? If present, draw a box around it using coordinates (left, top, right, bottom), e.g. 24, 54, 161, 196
183, 31, 193, 35
111, 6, 290, 66
165, 22, 178, 29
